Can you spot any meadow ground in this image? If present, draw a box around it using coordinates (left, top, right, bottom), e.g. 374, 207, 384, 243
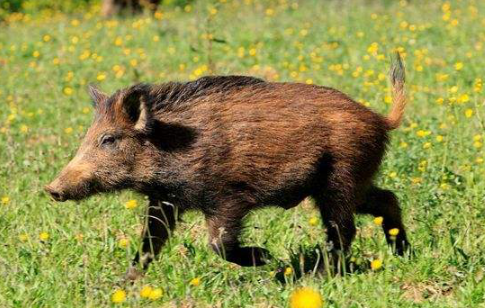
0, 0, 484, 307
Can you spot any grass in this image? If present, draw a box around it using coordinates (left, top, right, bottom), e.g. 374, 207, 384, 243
1, 0, 484, 307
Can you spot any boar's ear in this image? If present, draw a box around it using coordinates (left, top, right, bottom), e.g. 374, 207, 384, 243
122, 84, 152, 131
88, 84, 108, 107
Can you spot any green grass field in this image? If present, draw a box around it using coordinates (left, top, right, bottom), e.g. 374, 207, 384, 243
1, 0, 484, 307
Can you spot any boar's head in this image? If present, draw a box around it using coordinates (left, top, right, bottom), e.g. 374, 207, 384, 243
46, 84, 164, 201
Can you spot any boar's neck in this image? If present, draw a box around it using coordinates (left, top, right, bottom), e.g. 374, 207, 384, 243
132, 142, 197, 209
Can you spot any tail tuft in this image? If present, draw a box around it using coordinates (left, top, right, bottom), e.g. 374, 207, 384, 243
386, 52, 407, 130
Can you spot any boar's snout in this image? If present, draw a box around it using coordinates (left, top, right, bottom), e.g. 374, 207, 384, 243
45, 181, 67, 202
45, 157, 97, 202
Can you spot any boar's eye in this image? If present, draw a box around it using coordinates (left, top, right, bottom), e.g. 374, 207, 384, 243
99, 134, 117, 147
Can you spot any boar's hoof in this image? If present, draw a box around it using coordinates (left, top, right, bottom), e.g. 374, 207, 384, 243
124, 266, 144, 282
393, 239, 412, 256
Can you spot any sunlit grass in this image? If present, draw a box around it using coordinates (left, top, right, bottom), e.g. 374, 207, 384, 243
0, 0, 484, 306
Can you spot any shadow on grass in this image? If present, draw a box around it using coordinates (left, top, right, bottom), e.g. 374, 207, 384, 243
269, 244, 373, 284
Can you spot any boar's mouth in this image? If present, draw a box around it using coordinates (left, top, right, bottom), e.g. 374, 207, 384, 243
46, 179, 103, 202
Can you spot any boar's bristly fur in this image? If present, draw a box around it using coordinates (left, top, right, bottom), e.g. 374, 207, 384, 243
46, 56, 410, 279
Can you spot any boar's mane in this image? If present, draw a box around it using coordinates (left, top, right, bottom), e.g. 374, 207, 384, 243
99, 76, 266, 117
147, 75, 266, 112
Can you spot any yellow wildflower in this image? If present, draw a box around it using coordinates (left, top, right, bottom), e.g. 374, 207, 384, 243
39, 232, 50, 241
290, 287, 323, 308
114, 36, 123, 46
442, 2, 450, 12
309, 217, 319, 226
111, 289, 126, 304
373, 216, 383, 226
140, 285, 153, 298
285, 267, 293, 276
458, 94, 470, 103
148, 288, 163, 300
154, 11, 163, 19
1, 196, 9, 205
190, 277, 201, 286
370, 259, 382, 271
63, 87, 73, 96
474, 78, 482, 92
436, 73, 448, 82
473, 135, 483, 148
440, 183, 450, 190
416, 130, 430, 137
125, 199, 138, 209
118, 238, 129, 248
20, 125, 29, 133
96, 73, 106, 81
411, 177, 422, 184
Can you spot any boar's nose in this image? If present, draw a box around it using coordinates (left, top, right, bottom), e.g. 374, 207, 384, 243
45, 184, 66, 202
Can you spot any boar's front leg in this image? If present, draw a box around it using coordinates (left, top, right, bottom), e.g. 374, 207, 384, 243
206, 213, 269, 267
125, 197, 181, 281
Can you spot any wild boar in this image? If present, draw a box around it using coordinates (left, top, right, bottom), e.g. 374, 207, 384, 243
46, 53, 410, 280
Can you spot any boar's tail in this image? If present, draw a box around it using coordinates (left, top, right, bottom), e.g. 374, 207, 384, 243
385, 52, 407, 130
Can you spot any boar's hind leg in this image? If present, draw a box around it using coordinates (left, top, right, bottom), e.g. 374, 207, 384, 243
357, 186, 410, 255
314, 191, 356, 253
206, 213, 268, 266
312, 165, 358, 253
313, 186, 356, 274
125, 197, 181, 281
